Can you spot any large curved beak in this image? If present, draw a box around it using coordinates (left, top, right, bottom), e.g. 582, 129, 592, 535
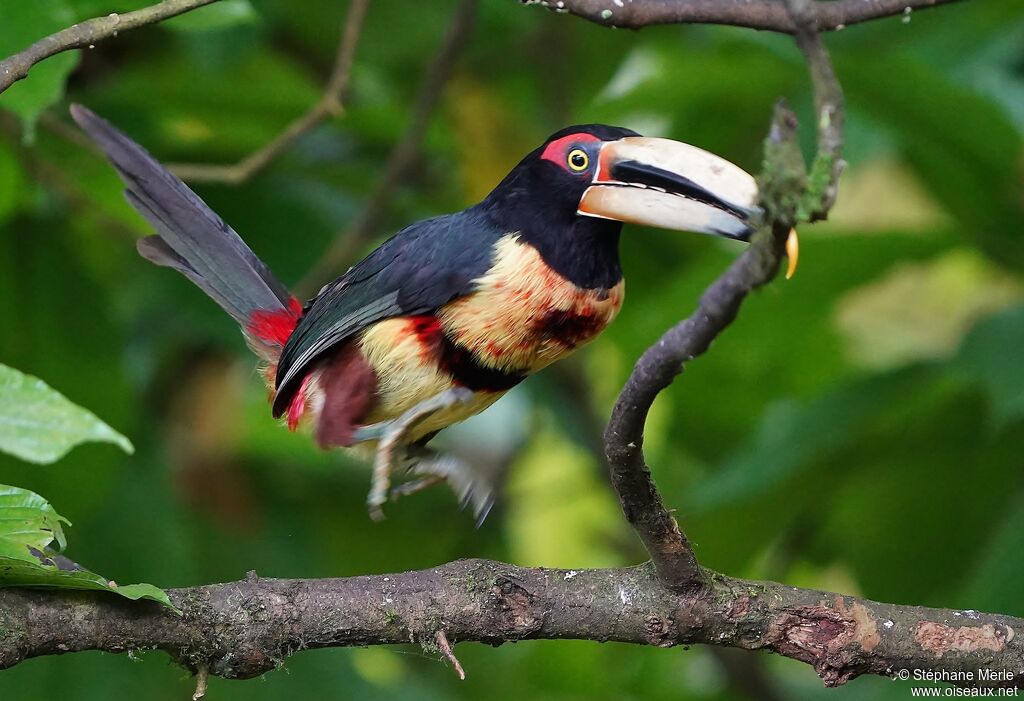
579, 136, 761, 241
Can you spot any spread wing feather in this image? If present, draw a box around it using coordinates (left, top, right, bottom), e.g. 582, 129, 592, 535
272, 208, 503, 417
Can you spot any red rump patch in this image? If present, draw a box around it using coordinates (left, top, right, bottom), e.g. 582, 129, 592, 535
248, 297, 303, 346
315, 343, 378, 448
540, 132, 601, 168
287, 373, 311, 431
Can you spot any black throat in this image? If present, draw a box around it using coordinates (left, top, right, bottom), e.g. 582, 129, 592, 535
478, 192, 623, 290
518, 216, 623, 290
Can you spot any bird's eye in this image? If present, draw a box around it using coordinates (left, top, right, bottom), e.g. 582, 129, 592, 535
567, 148, 589, 172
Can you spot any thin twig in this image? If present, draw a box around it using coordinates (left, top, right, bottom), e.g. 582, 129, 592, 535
522, 0, 964, 32
785, 0, 846, 221
434, 630, 466, 680
167, 0, 371, 185
600, 104, 802, 593
0, 0, 223, 94
603, 204, 792, 593
192, 666, 209, 701
603, 0, 846, 593
295, 0, 480, 297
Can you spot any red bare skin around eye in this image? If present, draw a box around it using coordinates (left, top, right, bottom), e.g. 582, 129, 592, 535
540, 133, 600, 170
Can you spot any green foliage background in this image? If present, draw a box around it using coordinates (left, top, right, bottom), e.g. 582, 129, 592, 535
1, 0, 1023, 698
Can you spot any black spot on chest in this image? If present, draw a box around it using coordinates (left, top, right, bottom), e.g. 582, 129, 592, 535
439, 334, 527, 392
536, 308, 608, 348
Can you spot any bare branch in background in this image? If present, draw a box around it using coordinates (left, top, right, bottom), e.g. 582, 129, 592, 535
167, 0, 370, 185
785, 0, 845, 220
296, 0, 480, 296
0, 0, 224, 95
522, 0, 964, 33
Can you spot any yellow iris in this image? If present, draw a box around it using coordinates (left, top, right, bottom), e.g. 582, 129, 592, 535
567, 148, 589, 172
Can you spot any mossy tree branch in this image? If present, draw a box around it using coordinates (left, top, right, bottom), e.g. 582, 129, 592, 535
1, 560, 1021, 687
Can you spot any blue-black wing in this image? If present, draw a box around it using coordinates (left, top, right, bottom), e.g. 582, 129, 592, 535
272, 207, 503, 416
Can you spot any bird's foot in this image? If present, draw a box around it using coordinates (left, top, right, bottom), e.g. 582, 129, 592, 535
362, 387, 474, 521
390, 452, 495, 526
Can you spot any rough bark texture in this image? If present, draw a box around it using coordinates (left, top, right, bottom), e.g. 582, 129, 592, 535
1, 561, 1020, 688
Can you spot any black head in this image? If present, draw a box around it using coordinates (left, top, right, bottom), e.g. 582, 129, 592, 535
477, 124, 763, 288
482, 124, 640, 226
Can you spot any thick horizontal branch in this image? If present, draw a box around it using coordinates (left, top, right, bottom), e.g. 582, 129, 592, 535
522, 0, 964, 32
0, 0, 223, 95
1, 559, 1021, 688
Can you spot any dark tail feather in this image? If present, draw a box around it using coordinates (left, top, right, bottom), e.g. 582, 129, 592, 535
70, 104, 292, 326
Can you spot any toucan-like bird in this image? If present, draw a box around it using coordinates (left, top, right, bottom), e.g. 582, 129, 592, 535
71, 105, 778, 520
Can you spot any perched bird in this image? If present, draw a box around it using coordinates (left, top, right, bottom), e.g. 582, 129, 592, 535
71, 105, 768, 521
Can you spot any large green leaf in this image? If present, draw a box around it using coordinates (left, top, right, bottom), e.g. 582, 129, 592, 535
0, 363, 133, 464
0, 0, 81, 138
0, 484, 177, 611
0, 483, 70, 550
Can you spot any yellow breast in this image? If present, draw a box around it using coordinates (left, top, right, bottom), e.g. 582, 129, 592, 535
439, 235, 624, 373
352, 235, 623, 439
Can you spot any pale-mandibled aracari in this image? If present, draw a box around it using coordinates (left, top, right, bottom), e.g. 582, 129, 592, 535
71, 105, 793, 521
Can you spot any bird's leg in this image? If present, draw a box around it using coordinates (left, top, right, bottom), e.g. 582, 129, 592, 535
390, 448, 496, 524
388, 473, 445, 500
359, 387, 475, 521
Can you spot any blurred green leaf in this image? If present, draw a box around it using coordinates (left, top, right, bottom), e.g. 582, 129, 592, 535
0, 483, 177, 611
686, 365, 938, 512
839, 52, 1024, 267
163, 0, 258, 32
0, 0, 81, 137
954, 305, 1024, 427
962, 494, 1024, 617
0, 143, 24, 223
834, 248, 1023, 370
66, 1, 152, 17
0, 363, 133, 464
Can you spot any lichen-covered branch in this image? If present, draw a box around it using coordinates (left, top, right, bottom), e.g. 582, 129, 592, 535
603, 0, 846, 597
0, 0, 224, 95
1, 560, 1021, 688
603, 134, 795, 593
521, 0, 964, 33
